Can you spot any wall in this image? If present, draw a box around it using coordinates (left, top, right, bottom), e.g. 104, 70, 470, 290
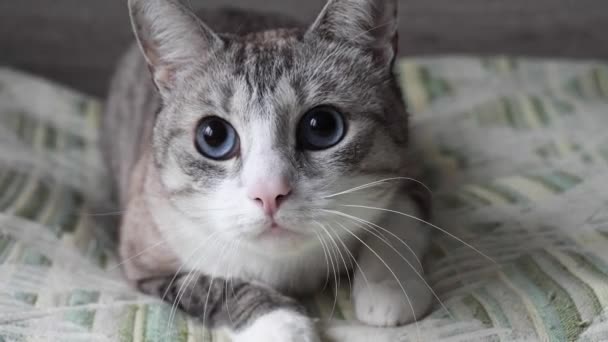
1, 0, 607, 96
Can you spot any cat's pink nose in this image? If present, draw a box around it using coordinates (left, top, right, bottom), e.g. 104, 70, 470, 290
247, 178, 292, 216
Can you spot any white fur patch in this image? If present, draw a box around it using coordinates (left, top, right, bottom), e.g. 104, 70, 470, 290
353, 279, 432, 327
352, 198, 433, 326
230, 309, 320, 342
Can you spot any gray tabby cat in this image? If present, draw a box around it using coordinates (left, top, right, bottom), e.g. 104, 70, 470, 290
103, 0, 433, 340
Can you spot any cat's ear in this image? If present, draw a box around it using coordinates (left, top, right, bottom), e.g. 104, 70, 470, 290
307, 0, 398, 66
128, 0, 222, 95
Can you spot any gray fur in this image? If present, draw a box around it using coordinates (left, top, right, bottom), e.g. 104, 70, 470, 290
138, 274, 304, 330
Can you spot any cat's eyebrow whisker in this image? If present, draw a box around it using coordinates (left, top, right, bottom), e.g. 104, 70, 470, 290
339, 204, 497, 265
331, 219, 422, 341
329, 215, 453, 321
323, 177, 432, 199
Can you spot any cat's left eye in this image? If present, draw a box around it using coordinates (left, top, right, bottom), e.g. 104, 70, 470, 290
297, 106, 346, 151
195, 116, 239, 160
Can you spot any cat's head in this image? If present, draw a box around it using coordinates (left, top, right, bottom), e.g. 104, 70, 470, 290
130, 0, 416, 254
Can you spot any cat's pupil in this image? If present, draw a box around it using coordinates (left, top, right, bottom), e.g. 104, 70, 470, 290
308, 115, 336, 137
203, 120, 227, 147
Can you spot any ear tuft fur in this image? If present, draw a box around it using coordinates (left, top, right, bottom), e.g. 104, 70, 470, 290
128, 0, 222, 95
308, 0, 398, 66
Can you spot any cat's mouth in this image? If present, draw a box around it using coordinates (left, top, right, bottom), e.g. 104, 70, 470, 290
257, 222, 303, 240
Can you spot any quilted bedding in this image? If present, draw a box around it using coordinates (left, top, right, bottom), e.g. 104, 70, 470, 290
1, 56, 608, 341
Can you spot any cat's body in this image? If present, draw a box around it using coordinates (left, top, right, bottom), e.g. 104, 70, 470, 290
103, 1, 432, 341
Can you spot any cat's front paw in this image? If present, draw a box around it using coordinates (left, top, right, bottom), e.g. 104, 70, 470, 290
353, 279, 432, 327
232, 309, 320, 342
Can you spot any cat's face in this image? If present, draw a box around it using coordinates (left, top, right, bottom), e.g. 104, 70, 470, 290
131, 0, 412, 254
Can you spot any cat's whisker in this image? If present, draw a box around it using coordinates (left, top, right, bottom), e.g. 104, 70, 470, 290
228, 239, 241, 301
325, 222, 353, 298
164, 232, 221, 333
314, 223, 339, 320
331, 220, 422, 341
187, 237, 236, 326
200, 236, 233, 338
105, 239, 167, 272
326, 220, 371, 295
200, 247, 223, 338
323, 176, 432, 199
330, 215, 453, 321
313, 221, 342, 321
339, 204, 497, 264
313, 230, 332, 292
115, 227, 193, 276
225, 238, 242, 327
165, 258, 202, 334
85, 210, 126, 217
320, 209, 423, 269
167, 263, 198, 334
161, 231, 219, 303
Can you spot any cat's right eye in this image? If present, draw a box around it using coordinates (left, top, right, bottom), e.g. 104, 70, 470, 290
195, 117, 239, 160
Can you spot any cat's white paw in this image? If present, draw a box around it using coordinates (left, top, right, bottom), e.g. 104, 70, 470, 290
232, 309, 320, 342
353, 279, 432, 327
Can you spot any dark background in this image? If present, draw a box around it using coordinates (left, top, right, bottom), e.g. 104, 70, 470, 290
1, 0, 607, 97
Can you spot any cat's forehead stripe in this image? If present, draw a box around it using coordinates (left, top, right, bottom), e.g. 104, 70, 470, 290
227, 42, 296, 97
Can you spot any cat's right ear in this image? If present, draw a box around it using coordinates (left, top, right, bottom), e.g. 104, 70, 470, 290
128, 0, 222, 96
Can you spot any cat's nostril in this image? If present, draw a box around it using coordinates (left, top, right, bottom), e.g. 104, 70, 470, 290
276, 194, 284, 203
275, 191, 291, 207
253, 197, 264, 208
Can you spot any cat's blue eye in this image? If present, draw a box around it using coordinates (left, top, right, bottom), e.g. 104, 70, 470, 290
195, 116, 239, 160
297, 106, 346, 151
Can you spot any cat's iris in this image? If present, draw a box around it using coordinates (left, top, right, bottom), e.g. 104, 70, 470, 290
195, 117, 239, 160
298, 106, 346, 150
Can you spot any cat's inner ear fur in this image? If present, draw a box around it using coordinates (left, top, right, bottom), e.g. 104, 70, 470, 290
128, 0, 222, 95
307, 0, 398, 66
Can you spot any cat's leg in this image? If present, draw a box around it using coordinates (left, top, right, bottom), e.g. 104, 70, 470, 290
352, 198, 433, 326
138, 274, 320, 342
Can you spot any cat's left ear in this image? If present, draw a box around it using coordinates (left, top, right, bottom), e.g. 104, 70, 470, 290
128, 0, 223, 96
307, 0, 398, 67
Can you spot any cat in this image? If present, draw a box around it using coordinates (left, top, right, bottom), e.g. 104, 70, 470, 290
102, 0, 433, 341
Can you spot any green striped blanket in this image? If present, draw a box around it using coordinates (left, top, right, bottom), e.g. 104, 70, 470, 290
1, 57, 608, 341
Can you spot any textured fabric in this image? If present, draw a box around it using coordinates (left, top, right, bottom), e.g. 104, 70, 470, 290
1, 57, 608, 341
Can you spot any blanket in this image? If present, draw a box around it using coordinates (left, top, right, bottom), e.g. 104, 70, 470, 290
1, 56, 608, 341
